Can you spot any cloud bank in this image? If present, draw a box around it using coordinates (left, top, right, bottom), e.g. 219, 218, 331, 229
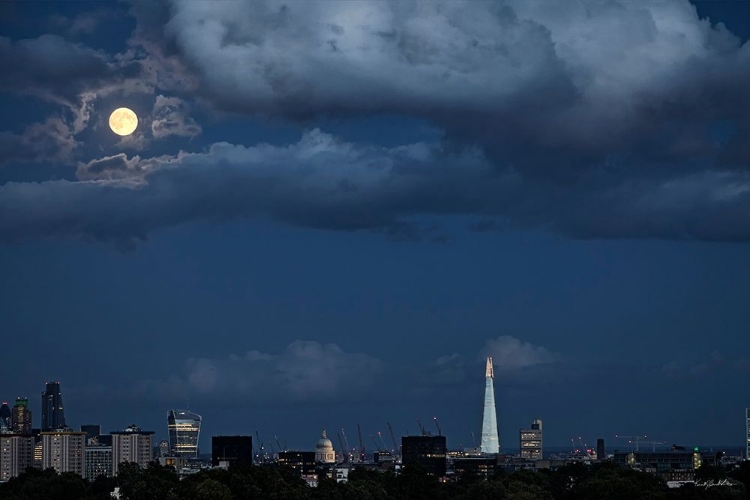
1, 0, 750, 244
126, 340, 383, 404
482, 336, 559, 373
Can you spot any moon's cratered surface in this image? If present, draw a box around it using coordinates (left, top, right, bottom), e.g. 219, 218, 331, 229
109, 108, 138, 136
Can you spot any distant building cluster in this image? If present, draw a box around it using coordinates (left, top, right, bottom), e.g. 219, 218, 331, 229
0, 382, 207, 481
0, 376, 747, 488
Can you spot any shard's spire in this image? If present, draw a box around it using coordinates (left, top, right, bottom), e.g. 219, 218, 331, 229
480, 356, 500, 454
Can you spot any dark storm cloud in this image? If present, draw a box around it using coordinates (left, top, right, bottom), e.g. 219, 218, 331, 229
3, 129, 750, 244
2, 0, 750, 243
161, 1, 573, 119
76, 153, 148, 180
0, 33, 149, 165
124, 0, 750, 242
0, 130, 516, 244
0, 117, 78, 165
0, 34, 142, 104
150, 95, 201, 139
157, 0, 750, 161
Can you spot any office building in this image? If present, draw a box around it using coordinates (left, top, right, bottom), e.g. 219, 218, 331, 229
278, 451, 316, 477
158, 439, 170, 457
0, 403, 10, 431
0, 434, 35, 480
453, 455, 503, 478
84, 445, 113, 480
11, 398, 32, 434
613, 448, 704, 481
402, 435, 447, 476
519, 420, 542, 460
41, 430, 85, 475
597, 438, 605, 461
81, 424, 101, 443
41, 382, 66, 431
212, 435, 252, 467
167, 410, 201, 458
111, 425, 154, 475
480, 357, 500, 454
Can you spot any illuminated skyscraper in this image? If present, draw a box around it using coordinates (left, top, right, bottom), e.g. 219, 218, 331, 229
11, 398, 32, 434
480, 357, 500, 454
41, 382, 66, 431
167, 410, 201, 457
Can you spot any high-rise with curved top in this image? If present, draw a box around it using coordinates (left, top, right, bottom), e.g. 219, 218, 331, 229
480, 357, 500, 454
41, 382, 66, 431
167, 410, 202, 457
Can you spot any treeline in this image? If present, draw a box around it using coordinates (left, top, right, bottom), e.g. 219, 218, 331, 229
1, 461, 749, 500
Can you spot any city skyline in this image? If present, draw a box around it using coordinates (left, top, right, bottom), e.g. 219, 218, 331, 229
1, 0, 750, 453
0, 372, 746, 456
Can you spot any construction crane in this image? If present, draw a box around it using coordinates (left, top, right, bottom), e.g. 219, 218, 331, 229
377, 432, 388, 451
253, 431, 260, 463
387, 422, 399, 454
615, 435, 649, 452
578, 436, 595, 459
433, 417, 442, 436
341, 428, 351, 458
471, 430, 478, 449
643, 440, 666, 452
274, 435, 283, 452
255, 431, 265, 464
570, 438, 577, 455
337, 431, 347, 463
357, 423, 365, 462
370, 434, 380, 451
416, 419, 426, 436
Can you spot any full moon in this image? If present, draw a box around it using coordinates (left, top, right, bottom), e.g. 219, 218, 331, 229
109, 108, 138, 136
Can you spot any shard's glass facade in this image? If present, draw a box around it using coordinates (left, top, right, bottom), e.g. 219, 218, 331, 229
167, 410, 202, 457
480, 357, 500, 454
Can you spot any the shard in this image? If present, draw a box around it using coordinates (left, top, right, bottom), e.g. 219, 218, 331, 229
480, 356, 500, 454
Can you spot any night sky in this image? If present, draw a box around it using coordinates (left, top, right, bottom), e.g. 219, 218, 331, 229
1, 1, 749, 453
